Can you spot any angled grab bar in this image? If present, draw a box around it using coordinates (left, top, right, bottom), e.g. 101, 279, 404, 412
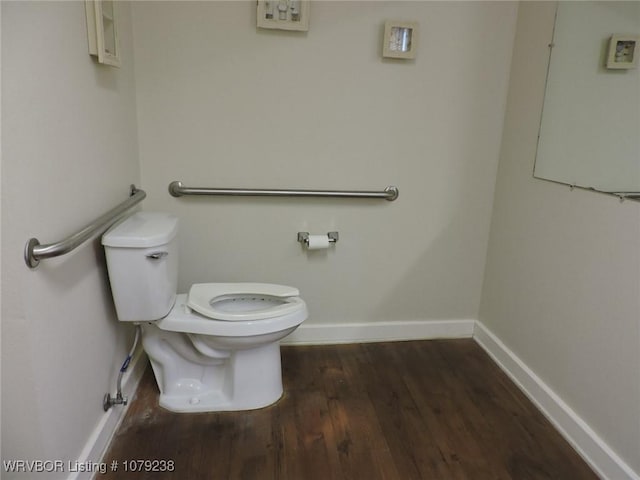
25, 185, 146, 269
168, 181, 399, 201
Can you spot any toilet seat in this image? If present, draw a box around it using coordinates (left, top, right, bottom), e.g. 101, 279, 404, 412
187, 283, 302, 321
157, 293, 307, 337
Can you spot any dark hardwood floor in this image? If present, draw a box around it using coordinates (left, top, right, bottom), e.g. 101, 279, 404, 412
100, 339, 598, 479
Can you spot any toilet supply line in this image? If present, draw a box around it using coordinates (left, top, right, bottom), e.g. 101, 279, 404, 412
104, 324, 141, 411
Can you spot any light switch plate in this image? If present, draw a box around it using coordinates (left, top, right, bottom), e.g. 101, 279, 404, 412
257, 0, 310, 32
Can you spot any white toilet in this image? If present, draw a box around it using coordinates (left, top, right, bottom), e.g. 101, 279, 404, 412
102, 211, 307, 413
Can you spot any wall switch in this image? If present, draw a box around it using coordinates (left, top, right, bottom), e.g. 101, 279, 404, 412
257, 0, 309, 32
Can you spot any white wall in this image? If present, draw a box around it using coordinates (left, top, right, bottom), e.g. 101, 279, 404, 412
132, 1, 518, 329
479, 2, 640, 475
1, 2, 140, 477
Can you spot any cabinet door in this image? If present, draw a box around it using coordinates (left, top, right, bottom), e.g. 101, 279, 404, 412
85, 0, 121, 67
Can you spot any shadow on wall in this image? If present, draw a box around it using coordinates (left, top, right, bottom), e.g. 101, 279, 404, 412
29, 236, 111, 301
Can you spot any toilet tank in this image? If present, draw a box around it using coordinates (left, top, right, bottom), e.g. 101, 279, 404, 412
102, 212, 179, 322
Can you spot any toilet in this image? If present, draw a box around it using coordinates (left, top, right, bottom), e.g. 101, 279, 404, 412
102, 211, 308, 413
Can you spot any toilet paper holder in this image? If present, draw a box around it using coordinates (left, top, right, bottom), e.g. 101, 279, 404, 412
297, 231, 339, 246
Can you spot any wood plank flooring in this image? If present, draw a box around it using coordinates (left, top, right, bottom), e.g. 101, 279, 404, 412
100, 339, 598, 479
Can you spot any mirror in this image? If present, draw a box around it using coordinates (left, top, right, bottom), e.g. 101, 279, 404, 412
534, 2, 640, 196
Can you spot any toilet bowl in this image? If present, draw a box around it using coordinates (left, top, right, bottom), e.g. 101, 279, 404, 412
102, 212, 308, 412
142, 288, 306, 412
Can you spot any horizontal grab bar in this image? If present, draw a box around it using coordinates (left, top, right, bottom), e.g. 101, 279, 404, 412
168, 181, 399, 201
25, 185, 146, 269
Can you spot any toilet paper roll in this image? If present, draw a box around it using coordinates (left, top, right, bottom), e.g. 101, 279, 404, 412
307, 235, 330, 250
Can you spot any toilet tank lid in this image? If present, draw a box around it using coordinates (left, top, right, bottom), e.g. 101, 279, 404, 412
102, 212, 179, 248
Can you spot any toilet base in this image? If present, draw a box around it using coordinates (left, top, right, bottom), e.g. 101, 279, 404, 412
154, 342, 285, 412
158, 383, 283, 413
141, 323, 285, 412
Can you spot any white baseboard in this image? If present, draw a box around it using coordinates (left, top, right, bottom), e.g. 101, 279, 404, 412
67, 350, 147, 480
473, 321, 639, 480
282, 319, 475, 345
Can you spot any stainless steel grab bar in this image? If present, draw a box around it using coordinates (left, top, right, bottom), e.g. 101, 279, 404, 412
168, 181, 399, 201
25, 185, 146, 269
